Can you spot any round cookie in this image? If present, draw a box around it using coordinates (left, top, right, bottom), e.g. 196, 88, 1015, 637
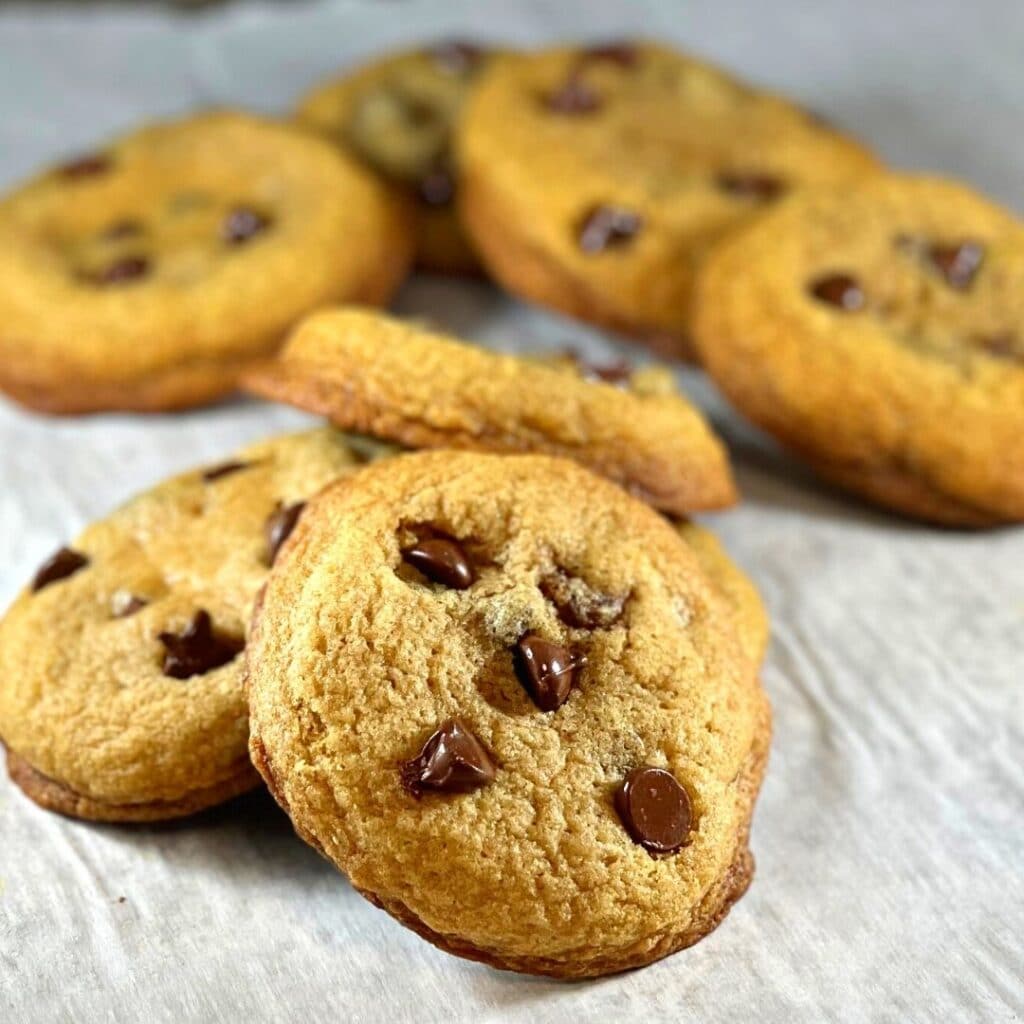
297, 41, 496, 275
0, 429, 365, 822
692, 174, 1024, 526
247, 451, 770, 978
0, 111, 412, 414
244, 308, 736, 516
457, 42, 879, 358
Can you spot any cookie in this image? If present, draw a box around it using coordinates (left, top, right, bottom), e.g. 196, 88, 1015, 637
247, 450, 770, 978
244, 308, 736, 516
457, 42, 879, 357
297, 41, 495, 275
0, 111, 412, 414
0, 429, 365, 822
692, 174, 1024, 526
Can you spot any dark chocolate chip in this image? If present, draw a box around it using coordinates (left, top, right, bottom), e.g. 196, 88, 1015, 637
59, 154, 111, 179
546, 77, 603, 115
266, 501, 306, 565
418, 168, 456, 207
513, 633, 585, 712
540, 570, 626, 628
402, 537, 474, 589
716, 171, 785, 201
429, 40, 484, 75
222, 206, 271, 245
158, 611, 242, 680
111, 592, 148, 618
929, 240, 985, 290
82, 255, 150, 287
400, 718, 496, 797
809, 273, 865, 311
615, 765, 692, 855
582, 42, 639, 67
32, 547, 89, 593
578, 205, 643, 253
201, 460, 251, 483
100, 219, 143, 241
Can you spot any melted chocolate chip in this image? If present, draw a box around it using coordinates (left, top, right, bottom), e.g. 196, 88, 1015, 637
402, 537, 474, 589
513, 634, 585, 712
546, 77, 603, 115
716, 171, 784, 201
540, 570, 626, 628
266, 501, 306, 565
615, 765, 692, 855
111, 591, 148, 618
100, 219, 143, 241
201, 460, 251, 483
578, 205, 643, 253
429, 40, 484, 75
82, 255, 150, 287
582, 42, 638, 67
59, 154, 111, 179
32, 547, 89, 593
809, 273, 865, 311
400, 718, 496, 797
977, 333, 1020, 361
929, 240, 985, 290
158, 611, 242, 679
222, 207, 271, 245
418, 168, 456, 207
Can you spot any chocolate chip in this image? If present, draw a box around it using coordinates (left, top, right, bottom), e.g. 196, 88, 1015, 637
513, 634, 585, 712
400, 718, 496, 797
32, 547, 88, 592
977, 333, 1020, 361
100, 219, 143, 241
929, 240, 985, 290
222, 207, 271, 245
615, 765, 692, 855
59, 154, 111, 179
540, 570, 626, 628
809, 273, 865, 311
582, 42, 638, 67
402, 537, 474, 589
111, 591, 148, 618
716, 171, 785, 201
429, 40, 484, 75
578, 205, 643, 253
546, 77, 603, 115
266, 501, 306, 565
158, 611, 242, 679
418, 168, 456, 207
82, 255, 150, 287
201, 460, 250, 483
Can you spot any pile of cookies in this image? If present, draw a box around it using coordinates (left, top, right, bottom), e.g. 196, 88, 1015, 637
0, 35, 1019, 979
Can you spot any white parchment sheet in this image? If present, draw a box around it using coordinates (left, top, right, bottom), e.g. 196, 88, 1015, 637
0, 2, 1021, 1021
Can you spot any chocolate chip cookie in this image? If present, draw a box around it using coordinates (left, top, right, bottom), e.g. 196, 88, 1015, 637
457, 42, 879, 357
0, 111, 412, 414
0, 429, 365, 821
296, 41, 495, 275
244, 308, 736, 516
692, 174, 1024, 526
247, 450, 770, 977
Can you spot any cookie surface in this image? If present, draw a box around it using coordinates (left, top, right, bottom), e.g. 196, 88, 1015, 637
244, 308, 736, 516
248, 451, 770, 977
297, 41, 495, 274
692, 174, 1024, 526
0, 429, 363, 821
0, 111, 412, 414
458, 42, 878, 357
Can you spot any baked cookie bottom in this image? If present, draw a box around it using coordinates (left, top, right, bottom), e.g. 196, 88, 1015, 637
5, 748, 260, 823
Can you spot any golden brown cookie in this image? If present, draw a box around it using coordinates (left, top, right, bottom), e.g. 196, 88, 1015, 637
244, 308, 736, 516
0, 429, 365, 822
0, 111, 412, 414
247, 450, 770, 978
457, 42, 879, 357
692, 174, 1024, 526
297, 41, 496, 274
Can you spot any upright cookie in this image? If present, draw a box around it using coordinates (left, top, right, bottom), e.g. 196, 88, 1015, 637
692, 174, 1024, 526
297, 41, 496, 275
0, 429, 364, 821
244, 308, 736, 515
0, 111, 412, 414
458, 42, 878, 357
248, 451, 770, 978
